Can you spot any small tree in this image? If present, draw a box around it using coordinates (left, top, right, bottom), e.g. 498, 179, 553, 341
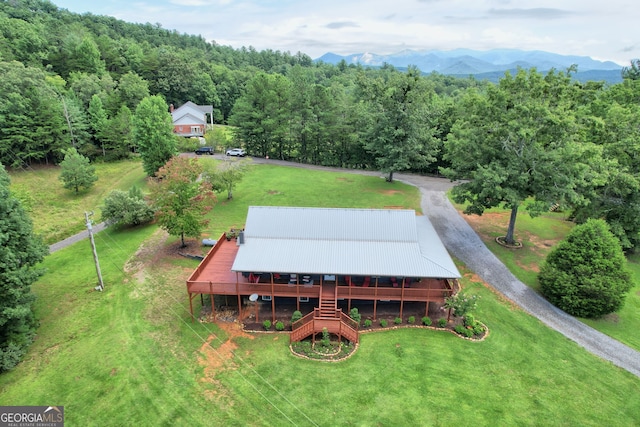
444, 291, 479, 320
58, 147, 98, 193
202, 158, 249, 200
101, 186, 154, 227
539, 219, 633, 318
149, 156, 216, 247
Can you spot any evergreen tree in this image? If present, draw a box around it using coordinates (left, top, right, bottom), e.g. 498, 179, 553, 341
539, 219, 633, 318
58, 147, 98, 193
133, 95, 176, 176
0, 165, 48, 372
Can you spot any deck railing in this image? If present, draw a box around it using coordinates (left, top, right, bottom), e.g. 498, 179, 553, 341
290, 308, 359, 343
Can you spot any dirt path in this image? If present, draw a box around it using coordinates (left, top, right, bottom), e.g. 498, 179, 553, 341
51, 156, 640, 378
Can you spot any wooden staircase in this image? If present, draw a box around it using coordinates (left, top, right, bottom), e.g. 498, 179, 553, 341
290, 282, 359, 343
319, 283, 337, 317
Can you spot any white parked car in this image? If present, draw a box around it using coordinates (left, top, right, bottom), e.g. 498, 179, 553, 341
225, 148, 246, 157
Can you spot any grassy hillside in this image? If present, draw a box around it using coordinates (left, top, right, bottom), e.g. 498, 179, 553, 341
9, 159, 147, 244
1, 160, 639, 426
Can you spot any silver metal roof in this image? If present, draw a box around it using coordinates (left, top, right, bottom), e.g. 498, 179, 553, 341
231, 206, 460, 278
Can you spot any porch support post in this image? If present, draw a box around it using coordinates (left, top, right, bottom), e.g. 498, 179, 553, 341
373, 299, 378, 321
236, 273, 241, 320
188, 292, 194, 322
400, 278, 405, 319
209, 281, 215, 321
271, 276, 276, 322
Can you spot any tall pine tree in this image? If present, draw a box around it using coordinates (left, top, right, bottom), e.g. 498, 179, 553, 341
0, 165, 48, 371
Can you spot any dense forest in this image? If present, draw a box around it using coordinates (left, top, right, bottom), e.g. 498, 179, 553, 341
1, 0, 639, 252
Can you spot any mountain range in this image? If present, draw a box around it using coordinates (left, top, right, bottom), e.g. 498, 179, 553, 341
316, 49, 624, 83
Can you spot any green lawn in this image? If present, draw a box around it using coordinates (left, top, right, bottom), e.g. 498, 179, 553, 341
450, 199, 640, 352
1, 160, 639, 426
9, 159, 147, 244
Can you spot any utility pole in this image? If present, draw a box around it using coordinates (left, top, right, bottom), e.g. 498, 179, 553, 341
85, 211, 104, 291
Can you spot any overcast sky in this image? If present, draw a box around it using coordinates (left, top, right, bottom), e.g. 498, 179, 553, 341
52, 0, 637, 66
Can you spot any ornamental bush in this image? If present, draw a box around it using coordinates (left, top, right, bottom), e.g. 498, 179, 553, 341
275, 320, 284, 331
363, 319, 372, 328
349, 307, 361, 324
262, 320, 271, 330
380, 319, 388, 328
291, 310, 303, 323
422, 316, 432, 326
539, 219, 633, 318
408, 316, 415, 324
394, 317, 402, 325
437, 318, 447, 328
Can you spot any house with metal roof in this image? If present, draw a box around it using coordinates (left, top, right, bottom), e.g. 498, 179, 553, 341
186, 206, 461, 343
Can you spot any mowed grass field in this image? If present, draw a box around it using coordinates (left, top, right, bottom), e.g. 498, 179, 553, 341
451, 201, 640, 352
1, 159, 639, 426
8, 159, 148, 244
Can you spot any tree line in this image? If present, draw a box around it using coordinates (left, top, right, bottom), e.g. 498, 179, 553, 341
1, 0, 639, 252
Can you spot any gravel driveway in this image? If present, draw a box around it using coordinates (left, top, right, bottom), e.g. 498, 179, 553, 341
53, 156, 640, 378
396, 173, 640, 378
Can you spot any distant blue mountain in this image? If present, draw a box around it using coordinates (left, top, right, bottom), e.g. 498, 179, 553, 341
316, 49, 623, 83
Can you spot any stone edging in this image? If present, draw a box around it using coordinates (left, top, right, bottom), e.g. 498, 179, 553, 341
241, 322, 490, 362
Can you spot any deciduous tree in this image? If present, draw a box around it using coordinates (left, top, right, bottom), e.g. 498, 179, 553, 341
149, 156, 216, 247
133, 95, 176, 176
202, 157, 249, 200
101, 186, 154, 227
356, 66, 439, 182
0, 165, 48, 372
442, 68, 597, 245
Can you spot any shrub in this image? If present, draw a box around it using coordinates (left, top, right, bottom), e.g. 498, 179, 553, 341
444, 291, 479, 318
291, 310, 303, 323
321, 327, 330, 347
394, 317, 402, 325
422, 316, 432, 326
363, 319, 372, 328
101, 187, 155, 227
349, 307, 361, 324
463, 314, 475, 327
437, 318, 447, 328
408, 315, 416, 324
539, 219, 633, 318
454, 324, 474, 338
275, 320, 284, 331
473, 322, 485, 336
380, 319, 388, 328
262, 320, 271, 330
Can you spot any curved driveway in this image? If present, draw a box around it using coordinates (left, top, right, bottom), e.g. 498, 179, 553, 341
397, 173, 640, 378
54, 156, 640, 378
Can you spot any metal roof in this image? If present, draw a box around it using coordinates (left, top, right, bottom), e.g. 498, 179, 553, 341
231, 206, 460, 278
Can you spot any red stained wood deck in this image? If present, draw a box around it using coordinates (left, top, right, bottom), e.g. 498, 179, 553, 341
187, 234, 456, 324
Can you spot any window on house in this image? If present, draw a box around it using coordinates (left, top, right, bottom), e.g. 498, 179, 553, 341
191, 126, 202, 135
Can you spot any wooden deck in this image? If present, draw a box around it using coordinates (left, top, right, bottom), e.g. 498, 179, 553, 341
186, 234, 457, 326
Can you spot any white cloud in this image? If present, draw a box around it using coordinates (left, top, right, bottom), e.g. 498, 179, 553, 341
51, 0, 639, 64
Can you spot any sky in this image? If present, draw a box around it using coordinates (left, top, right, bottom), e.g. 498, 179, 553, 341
51, 0, 638, 66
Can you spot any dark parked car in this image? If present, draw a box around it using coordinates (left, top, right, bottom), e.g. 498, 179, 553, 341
195, 146, 214, 155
